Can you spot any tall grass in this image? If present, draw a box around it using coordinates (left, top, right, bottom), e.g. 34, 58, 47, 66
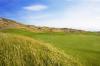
1, 29, 100, 66
0, 33, 82, 66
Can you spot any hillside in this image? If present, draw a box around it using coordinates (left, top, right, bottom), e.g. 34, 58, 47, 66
0, 18, 40, 32
0, 18, 25, 29
0, 17, 100, 66
0, 32, 82, 66
1, 28, 100, 66
0, 17, 86, 33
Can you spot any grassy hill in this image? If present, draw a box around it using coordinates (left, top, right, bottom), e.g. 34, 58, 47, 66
0, 32, 81, 66
0, 18, 100, 66
0, 28, 100, 66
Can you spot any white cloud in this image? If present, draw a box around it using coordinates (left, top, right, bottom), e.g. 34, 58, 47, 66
24, 4, 48, 11
85, 0, 100, 2
26, 14, 51, 19
22, 1, 100, 31
33, 1, 100, 31
66, 0, 100, 2
63, 1, 100, 31
66, 0, 73, 1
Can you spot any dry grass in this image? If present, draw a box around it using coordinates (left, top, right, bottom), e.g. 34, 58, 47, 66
0, 33, 82, 66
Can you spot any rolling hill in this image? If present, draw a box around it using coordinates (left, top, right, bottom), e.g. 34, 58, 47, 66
0, 17, 100, 66
0, 17, 85, 33
0, 17, 83, 66
0, 17, 25, 29
0, 17, 43, 32
0, 33, 82, 66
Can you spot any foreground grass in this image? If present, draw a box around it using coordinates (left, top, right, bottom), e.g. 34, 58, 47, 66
1, 28, 100, 66
0, 32, 81, 66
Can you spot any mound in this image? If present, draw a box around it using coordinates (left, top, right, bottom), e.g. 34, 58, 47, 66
0, 33, 82, 66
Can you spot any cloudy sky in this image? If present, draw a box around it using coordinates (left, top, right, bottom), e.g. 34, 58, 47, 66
0, 0, 100, 31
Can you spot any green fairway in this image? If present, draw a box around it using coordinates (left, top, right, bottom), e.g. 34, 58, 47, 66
1, 28, 100, 66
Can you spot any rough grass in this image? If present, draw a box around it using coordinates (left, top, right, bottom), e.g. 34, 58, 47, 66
1, 28, 100, 66
0, 33, 82, 66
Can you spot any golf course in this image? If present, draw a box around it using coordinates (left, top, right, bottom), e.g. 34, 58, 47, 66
0, 28, 100, 66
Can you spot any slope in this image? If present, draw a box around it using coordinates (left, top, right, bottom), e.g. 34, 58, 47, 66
0, 32, 82, 66
1, 28, 100, 66
0, 17, 86, 33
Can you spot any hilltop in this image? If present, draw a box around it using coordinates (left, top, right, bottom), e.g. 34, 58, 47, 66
0, 17, 25, 29
0, 17, 85, 33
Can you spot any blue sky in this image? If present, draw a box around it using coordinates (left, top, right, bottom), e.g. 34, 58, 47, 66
0, 0, 100, 31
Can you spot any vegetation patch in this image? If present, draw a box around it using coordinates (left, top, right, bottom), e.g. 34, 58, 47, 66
0, 33, 82, 66
1, 29, 100, 66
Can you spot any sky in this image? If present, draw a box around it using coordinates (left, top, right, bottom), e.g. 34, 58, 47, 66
0, 0, 100, 31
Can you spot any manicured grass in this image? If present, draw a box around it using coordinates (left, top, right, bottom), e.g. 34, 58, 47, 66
1, 28, 100, 66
